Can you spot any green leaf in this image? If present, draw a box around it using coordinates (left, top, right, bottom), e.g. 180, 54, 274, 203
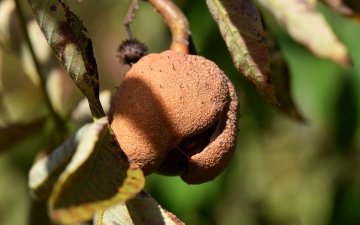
48, 117, 144, 224
256, 0, 351, 66
206, 0, 279, 105
27, 0, 105, 119
94, 191, 184, 225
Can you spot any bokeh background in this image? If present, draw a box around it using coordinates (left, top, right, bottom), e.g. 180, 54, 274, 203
1, 0, 360, 224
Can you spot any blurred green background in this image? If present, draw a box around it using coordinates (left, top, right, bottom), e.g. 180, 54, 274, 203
1, 0, 360, 224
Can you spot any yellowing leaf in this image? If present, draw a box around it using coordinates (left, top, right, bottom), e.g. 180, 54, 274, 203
28, 123, 88, 200
94, 191, 184, 225
256, 0, 351, 66
27, 0, 105, 119
206, 0, 279, 105
48, 117, 144, 224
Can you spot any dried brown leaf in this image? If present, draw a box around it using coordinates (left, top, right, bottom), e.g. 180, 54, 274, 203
206, 0, 279, 105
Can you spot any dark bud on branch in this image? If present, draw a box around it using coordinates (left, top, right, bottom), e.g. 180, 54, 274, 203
117, 39, 147, 66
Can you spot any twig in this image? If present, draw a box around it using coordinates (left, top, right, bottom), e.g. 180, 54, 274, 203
146, 0, 190, 54
14, 0, 65, 126
124, 0, 139, 40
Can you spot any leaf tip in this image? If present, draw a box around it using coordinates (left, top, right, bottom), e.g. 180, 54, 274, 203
264, 85, 280, 106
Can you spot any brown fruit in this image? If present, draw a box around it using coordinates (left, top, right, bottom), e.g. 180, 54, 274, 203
109, 50, 239, 184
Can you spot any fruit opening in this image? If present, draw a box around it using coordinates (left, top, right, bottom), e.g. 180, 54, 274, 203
155, 121, 217, 176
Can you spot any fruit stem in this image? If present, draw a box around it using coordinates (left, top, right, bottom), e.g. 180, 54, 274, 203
146, 0, 190, 54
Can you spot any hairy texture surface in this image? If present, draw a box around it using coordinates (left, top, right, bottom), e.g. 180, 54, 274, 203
181, 75, 238, 184
117, 39, 147, 65
109, 50, 239, 183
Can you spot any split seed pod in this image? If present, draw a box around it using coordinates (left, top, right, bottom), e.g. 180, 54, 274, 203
109, 50, 239, 184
